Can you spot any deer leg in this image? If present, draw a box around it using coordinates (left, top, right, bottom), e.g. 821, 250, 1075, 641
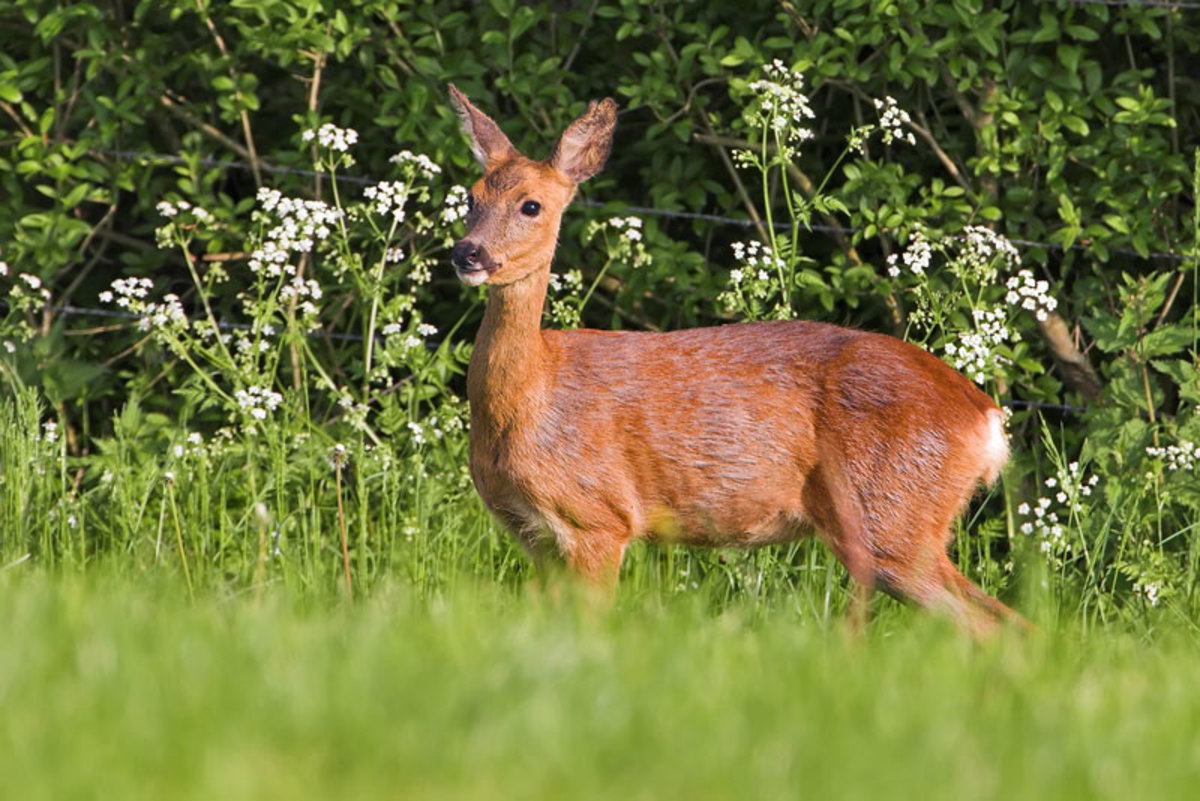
556, 518, 629, 601
806, 460, 877, 628
876, 546, 1025, 638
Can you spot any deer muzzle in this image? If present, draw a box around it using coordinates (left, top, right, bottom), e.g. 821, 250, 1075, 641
451, 240, 496, 286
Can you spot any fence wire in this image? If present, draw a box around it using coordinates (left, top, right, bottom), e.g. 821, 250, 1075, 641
99, 148, 1191, 264
1062, 0, 1200, 8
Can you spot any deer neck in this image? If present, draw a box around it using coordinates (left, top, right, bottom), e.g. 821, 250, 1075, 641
467, 266, 552, 433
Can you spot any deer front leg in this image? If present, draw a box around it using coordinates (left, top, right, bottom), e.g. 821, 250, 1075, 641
560, 526, 629, 599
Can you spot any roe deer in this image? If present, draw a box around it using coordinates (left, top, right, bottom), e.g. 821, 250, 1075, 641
446, 84, 1024, 635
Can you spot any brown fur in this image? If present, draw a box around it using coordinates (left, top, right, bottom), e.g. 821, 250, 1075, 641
447, 85, 1025, 635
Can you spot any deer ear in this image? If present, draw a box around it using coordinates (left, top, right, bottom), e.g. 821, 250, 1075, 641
548, 98, 618, 184
448, 84, 517, 168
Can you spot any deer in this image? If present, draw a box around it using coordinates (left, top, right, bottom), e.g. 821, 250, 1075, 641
446, 84, 1025, 636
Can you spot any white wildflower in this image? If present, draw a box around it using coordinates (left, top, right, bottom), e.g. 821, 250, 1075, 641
873, 96, 916, 146
1146, 440, 1197, 472
1005, 269, 1058, 322
746, 59, 815, 147
363, 180, 409, 221
441, 185, 471, 225
248, 189, 342, 277
942, 306, 1012, 386
233, 386, 284, 425
389, 150, 442, 178
305, 123, 358, 152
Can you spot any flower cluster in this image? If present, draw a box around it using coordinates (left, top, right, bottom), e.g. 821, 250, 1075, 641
745, 60, 815, 146
100, 276, 152, 307
943, 307, 1012, 385
248, 188, 342, 278
1017, 460, 1099, 556
961, 226, 1019, 280
1005, 269, 1058, 322
99, 276, 189, 335
1146, 441, 1198, 472
1135, 577, 1162, 607
279, 276, 323, 318
731, 240, 784, 275
171, 431, 206, 460
303, 123, 358, 152
873, 96, 916, 146
382, 319, 436, 352
886, 229, 932, 277
719, 240, 788, 316
10, 272, 51, 310
441, 185, 471, 225
607, 216, 644, 242
582, 216, 652, 270
547, 269, 584, 329
363, 181, 409, 222
389, 150, 442, 179
234, 385, 284, 422
156, 199, 211, 223
329, 442, 348, 470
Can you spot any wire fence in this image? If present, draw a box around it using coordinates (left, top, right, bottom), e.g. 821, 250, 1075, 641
1063, 0, 1200, 8
99, 148, 1192, 264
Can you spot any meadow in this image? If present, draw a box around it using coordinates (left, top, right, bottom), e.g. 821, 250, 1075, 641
4, 571, 1200, 800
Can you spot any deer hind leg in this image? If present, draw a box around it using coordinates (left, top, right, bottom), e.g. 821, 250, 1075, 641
875, 547, 1022, 638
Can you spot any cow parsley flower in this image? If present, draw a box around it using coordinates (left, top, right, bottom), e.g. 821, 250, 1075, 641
745, 60, 815, 147
1017, 461, 1099, 557
886, 229, 932, 277
1146, 441, 1198, 472
363, 181, 409, 222
247, 188, 342, 277
1005, 269, 1058, 322
303, 123, 358, 152
873, 96, 916, 146
389, 150, 441, 179
441, 185, 471, 225
234, 385, 283, 423
942, 307, 1012, 385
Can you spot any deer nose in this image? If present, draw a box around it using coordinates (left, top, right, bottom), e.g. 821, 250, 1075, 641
451, 241, 481, 270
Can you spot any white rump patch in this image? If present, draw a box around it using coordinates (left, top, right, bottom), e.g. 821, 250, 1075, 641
980, 408, 1010, 485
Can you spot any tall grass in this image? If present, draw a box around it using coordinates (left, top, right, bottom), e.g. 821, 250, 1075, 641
1, 365, 1195, 630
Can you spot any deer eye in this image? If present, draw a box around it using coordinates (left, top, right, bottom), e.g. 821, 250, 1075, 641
466, 193, 475, 211
520, 200, 541, 217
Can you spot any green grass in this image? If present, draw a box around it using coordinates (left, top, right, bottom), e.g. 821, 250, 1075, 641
3, 571, 1199, 800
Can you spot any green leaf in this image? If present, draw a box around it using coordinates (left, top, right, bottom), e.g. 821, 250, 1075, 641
1062, 115, 1089, 136
1140, 324, 1195, 358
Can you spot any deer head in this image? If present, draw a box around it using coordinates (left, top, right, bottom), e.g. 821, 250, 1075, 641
447, 84, 618, 287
